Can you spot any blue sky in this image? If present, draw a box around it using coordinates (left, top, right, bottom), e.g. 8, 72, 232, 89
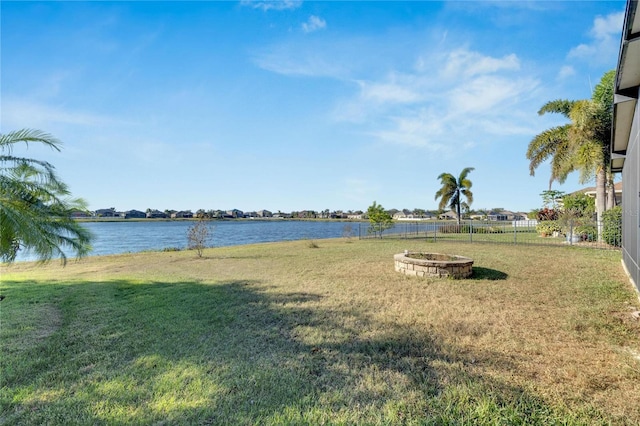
1, 1, 625, 213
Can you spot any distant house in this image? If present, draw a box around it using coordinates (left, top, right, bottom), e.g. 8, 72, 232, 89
420, 211, 435, 220
393, 209, 435, 221
347, 214, 363, 220
226, 209, 243, 218
393, 211, 408, 220
273, 212, 292, 219
513, 212, 529, 221
257, 209, 272, 218
487, 210, 515, 221
571, 182, 623, 206
146, 209, 167, 219
95, 208, 116, 217
209, 210, 226, 219
71, 210, 92, 218
296, 210, 316, 219
171, 210, 193, 219
438, 211, 458, 220
124, 210, 146, 219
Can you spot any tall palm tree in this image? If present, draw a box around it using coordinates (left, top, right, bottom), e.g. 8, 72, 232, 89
0, 129, 93, 264
435, 167, 474, 225
527, 70, 615, 240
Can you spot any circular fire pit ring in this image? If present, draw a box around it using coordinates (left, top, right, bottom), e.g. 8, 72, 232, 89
394, 252, 473, 279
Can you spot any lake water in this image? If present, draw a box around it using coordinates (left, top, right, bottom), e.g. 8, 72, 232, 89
15, 220, 361, 261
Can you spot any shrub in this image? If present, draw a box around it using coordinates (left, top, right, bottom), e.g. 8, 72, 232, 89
439, 224, 470, 234
575, 224, 597, 242
562, 193, 595, 218
536, 221, 562, 236
162, 247, 182, 252
187, 219, 213, 257
602, 206, 622, 247
536, 208, 558, 221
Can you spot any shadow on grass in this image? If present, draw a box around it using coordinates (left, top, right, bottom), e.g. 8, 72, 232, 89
471, 267, 508, 280
0, 277, 596, 424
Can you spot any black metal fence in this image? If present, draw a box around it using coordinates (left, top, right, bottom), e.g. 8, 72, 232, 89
358, 220, 622, 249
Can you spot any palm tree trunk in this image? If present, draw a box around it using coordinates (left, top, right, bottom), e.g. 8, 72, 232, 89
606, 172, 616, 209
595, 168, 606, 242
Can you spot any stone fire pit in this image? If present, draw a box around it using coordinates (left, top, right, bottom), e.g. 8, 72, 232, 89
394, 252, 473, 279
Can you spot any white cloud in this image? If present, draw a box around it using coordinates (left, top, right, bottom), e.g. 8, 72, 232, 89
253, 44, 348, 77
240, 0, 302, 11
441, 49, 520, 79
357, 78, 422, 104
369, 109, 449, 151
557, 65, 576, 80
449, 74, 532, 114
302, 15, 326, 33
568, 11, 624, 65
332, 47, 539, 152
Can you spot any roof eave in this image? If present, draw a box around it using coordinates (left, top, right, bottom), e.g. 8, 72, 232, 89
612, 0, 640, 171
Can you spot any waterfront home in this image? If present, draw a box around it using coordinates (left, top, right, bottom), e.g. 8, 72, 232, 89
95, 208, 117, 217
171, 210, 194, 219
438, 211, 458, 221
71, 210, 92, 218
226, 209, 244, 218
124, 210, 146, 219
146, 209, 167, 219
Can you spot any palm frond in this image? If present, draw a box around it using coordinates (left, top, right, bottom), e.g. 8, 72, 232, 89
538, 99, 576, 117
0, 129, 62, 153
526, 125, 570, 176
0, 129, 92, 264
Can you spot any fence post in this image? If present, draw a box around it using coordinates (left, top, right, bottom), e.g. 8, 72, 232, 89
469, 221, 473, 243
569, 219, 574, 246
514, 221, 517, 244
358, 223, 361, 240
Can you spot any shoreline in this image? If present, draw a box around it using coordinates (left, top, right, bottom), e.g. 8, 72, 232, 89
75, 217, 367, 223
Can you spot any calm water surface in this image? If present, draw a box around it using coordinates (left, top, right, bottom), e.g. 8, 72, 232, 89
17, 220, 360, 261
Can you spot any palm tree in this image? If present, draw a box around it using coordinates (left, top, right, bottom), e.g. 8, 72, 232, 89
526, 100, 577, 187
434, 167, 474, 225
527, 70, 615, 240
0, 129, 93, 264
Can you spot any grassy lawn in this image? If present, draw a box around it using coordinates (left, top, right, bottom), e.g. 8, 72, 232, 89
1, 239, 639, 425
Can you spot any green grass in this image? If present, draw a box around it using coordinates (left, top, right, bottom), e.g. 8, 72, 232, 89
1, 239, 639, 425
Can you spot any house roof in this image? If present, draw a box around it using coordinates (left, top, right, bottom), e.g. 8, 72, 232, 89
439, 211, 457, 218
612, 0, 640, 172
569, 181, 623, 196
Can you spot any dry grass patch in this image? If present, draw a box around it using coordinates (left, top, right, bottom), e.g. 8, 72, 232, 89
1, 239, 639, 424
